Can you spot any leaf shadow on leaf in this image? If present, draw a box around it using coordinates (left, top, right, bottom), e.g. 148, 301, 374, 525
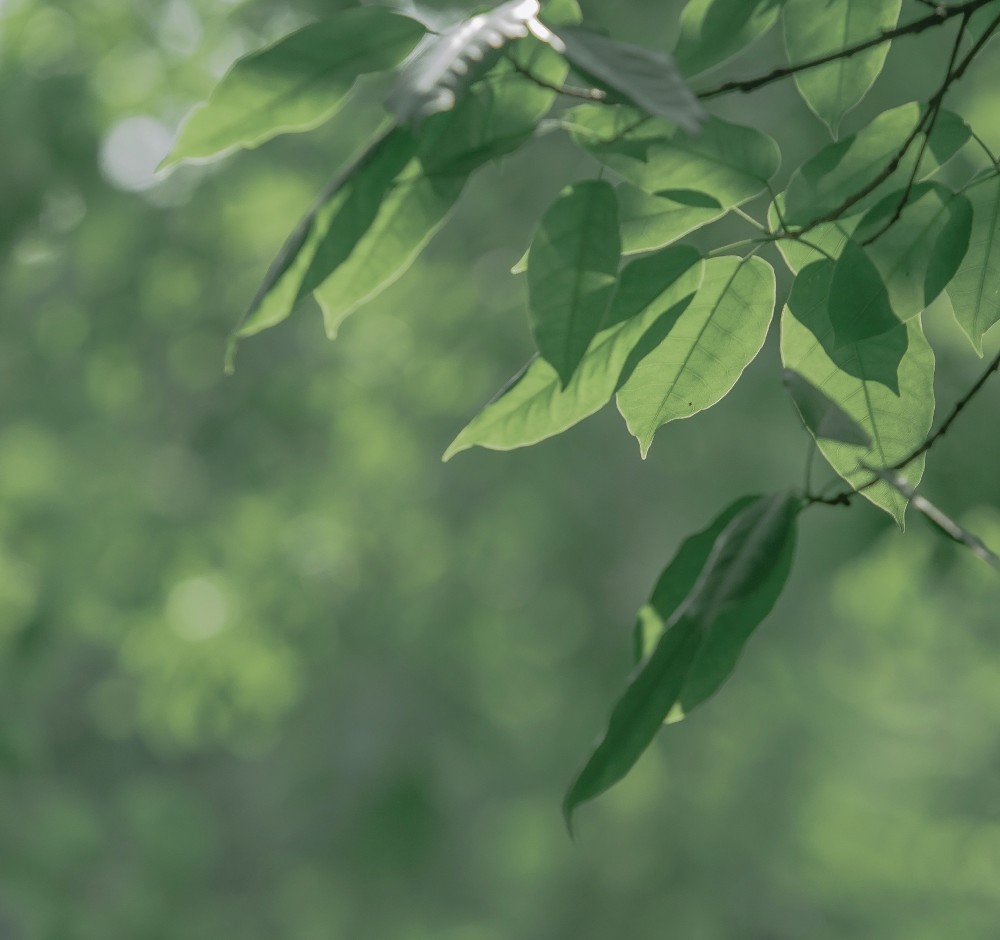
655, 188, 722, 208
613, 294, 696, 391
787, 258, 908, 394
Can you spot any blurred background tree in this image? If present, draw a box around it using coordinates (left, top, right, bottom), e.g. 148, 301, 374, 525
1, 0, 1000, 936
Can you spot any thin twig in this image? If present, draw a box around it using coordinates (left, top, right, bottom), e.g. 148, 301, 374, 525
506, 55, 608, 101
696, 0, 996, 100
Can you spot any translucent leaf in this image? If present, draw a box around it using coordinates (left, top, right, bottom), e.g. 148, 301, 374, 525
616, 255, 777, 456
782, 369, 872, 447
566, 105, 780, 210
443, 246, 703, 458
617, 183, 726, 255
768, 194, 860, 273
563, 492, 799, 831
162, 9, 424, 167
782, 103, 971, 227
780, 259, 935, 525
386, 0, 540, 124
552, 27, 706, 133
674, 0, 784, 77
828, 182, 972, 345
782, 0, 901, 136
526, 181, 620, 386
948, 173, 1000, 354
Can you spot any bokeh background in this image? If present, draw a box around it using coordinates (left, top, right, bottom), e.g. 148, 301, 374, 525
3, 0, 1000, 936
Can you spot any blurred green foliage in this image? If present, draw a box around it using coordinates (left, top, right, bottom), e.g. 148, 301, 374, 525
2, 0, 1000, 936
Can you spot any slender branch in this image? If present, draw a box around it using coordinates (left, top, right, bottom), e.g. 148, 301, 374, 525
506, 56, 608, 101
696, 0, 997, 100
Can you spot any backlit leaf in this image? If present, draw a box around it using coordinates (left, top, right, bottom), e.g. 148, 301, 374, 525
443, 246, 703, 458
674, 0, 784, 77
616, 255, 777, 456
162, 9, 424, 167
782, 0, 901, 136
618, 183, 727, 255
527, 180, 621, 386
782, 369, 872, 447
781, 259, 935, 524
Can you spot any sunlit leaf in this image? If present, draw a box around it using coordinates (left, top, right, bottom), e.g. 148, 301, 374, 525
781, 259, 935, 524
527, 180, 621, 386
443, 246, 703, 458
564, 492, 799, 831
386, 0, 540, 124
616, 255, 776, 456
948, 172, 1000, 354
768, 194, 860, 273
782, 103, 971, 227
782, 0, 901, 136
618, 183, 726, 255
162, 9, 424, 167
552, 27, 706, 133
828, 183, 972, 345
674, 0, 784, 77
566, 105, 781, 210
782, 369, 872, 447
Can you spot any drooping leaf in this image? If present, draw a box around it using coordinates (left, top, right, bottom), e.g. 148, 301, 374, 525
782, 369, 872, 447
948, 172, 1000, 354
385, 0, 540, 124
564, 492, 799, 831
552, 27, 706, 133
782, 102, 971, 227
828, 183, 973, 345
566, 105, 781, 211
674, 0, 784, 77
617, 183, 726, 255
616, 255, 777, 456
782, 0, 901, 136
527, 180, 621, 386
162, 9, 424, 167
781, 259, 935, 525
443, 246, 703, 458
634, 494, 796, 723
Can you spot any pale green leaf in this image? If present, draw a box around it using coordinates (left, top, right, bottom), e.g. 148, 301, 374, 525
618, 183, 726, 255
163, 9, 424, 167
527, 180, 621, 385
565, 105, 780, 210
564, 492, 798, 831
552, 27, 705, 133
782, 0, 901, 136
674, 0, 784, 77
828, 182, 972, 345
443, 246, 703, 458
781, 259, 935, 524
768, 194, 860, 273
616, 255, 777, 456
782, 369, 872, 447
948, 173, 1000, 354
782, 102, 971, 227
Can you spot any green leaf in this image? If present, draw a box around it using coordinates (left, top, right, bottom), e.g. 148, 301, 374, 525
768, 196, 860, 273
527, 180, 621, 385
162, 9, 424, 167
674, 0, 784, 77
618, 183, 726, 255
616, 255, 777, 457
948, 173, 1000, 354
552, 27, 705, 133
782, 369, 872, 447
828, 182, 973, 345
566, 105, 781, 211
386, 0, 540, 124
564, 492, 799, 831
782, 0, 901, 136
782, 102, 970, 227
443, 246, 703, 458
780, 259, 935, 524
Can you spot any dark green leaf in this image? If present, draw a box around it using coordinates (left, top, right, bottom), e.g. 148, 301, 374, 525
527, 180, 621, 386
564, 492, 799, 831
674, 0, 784, 77
948, 173, 1000, 354
162, 9, 424, 167
782, 369, 872, 447
616, 255, 777, 456
552, 27, 705, 133
444, 246, 703, 457
782, 0, 901, 136
566, 105, 781, 211
780, 260, 935, 524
